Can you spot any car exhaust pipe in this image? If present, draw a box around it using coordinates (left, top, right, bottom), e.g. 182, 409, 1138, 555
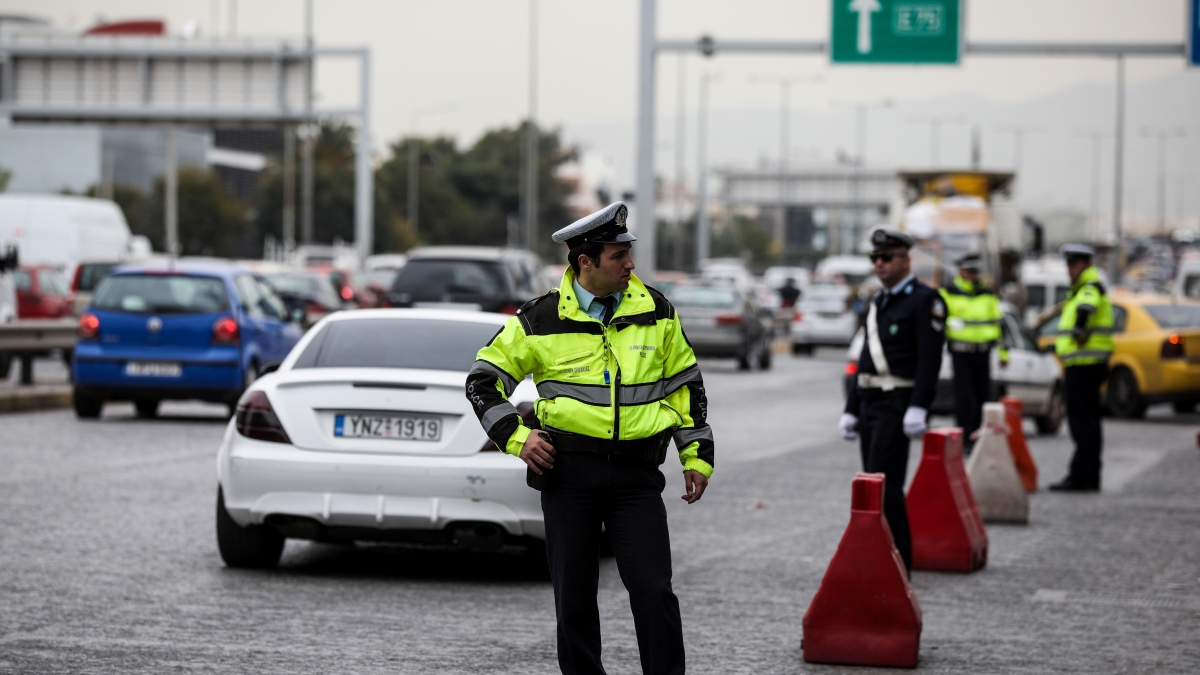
449, 522, 507, 552
264, 514, 325, 540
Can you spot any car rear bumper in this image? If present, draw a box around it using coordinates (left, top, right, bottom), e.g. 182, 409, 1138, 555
1149, 360, 1200, 399
217, 427, 544, 540
792, 319, 856, 346
73, 343, 242, 396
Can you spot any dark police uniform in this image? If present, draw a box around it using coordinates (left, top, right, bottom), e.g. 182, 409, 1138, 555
843, 228, 945, 571
467, 202, 713, 675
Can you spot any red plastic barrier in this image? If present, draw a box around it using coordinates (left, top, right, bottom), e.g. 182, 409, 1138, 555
1000, 396, 1039, 492
906, 429, 988, 573
802, 473, 922, 668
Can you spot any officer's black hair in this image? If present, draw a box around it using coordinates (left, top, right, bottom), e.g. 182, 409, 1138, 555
568, 241, 606, 275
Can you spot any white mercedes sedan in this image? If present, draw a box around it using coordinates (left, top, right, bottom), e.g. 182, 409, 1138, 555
215, 309, 539, 569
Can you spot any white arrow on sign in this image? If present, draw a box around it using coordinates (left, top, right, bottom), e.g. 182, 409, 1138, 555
849, 0, 882, 54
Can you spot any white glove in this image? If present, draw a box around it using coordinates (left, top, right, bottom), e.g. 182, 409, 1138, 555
839, 413, 859, 441
902, 406, 928, 439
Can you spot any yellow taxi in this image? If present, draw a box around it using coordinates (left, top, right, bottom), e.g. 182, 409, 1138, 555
1032, 293, 1200, 418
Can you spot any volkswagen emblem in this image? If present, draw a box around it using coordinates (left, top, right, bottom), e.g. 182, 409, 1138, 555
146, 317, 163, 333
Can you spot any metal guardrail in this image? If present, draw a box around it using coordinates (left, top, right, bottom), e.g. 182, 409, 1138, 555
0, 320, 77, 385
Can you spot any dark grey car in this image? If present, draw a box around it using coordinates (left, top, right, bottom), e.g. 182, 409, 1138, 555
669, 283, 772, 371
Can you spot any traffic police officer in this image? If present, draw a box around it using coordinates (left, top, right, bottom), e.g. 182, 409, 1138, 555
939, 252, 1009, 452
466, 201, 714, 675
1050, 244, 1114, 492
839, 227, 945, 572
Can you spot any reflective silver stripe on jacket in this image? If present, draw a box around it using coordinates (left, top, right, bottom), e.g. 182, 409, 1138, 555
858, 373, 916, 390
1049, 327, 1116, 336
537, 380, 611, 406
1061, 350, 1113, 362
960, 319, 1001, 326
673, 425, 713, 448
481, 402, 519, 433
471, 360, 519, 396
619, 367, 702, 405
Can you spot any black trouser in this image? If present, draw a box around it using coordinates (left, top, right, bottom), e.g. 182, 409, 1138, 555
1064, 363, 1109, 488
857, 391, 913, 571
950, 350, 992, 452
541, 452, 684, 675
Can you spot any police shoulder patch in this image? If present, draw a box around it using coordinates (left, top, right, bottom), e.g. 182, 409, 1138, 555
932, 299, 946, 319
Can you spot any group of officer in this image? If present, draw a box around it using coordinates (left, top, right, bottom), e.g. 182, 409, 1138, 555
467, 202, 1113, 674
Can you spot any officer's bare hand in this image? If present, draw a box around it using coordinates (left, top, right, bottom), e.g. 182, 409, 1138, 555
1000, 358, 1009, 369
520, 431, 556, 475
682, 470, 708, 504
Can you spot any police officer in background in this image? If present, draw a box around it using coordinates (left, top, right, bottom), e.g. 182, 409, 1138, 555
466, 201, 714, 675
1050, 244, 1114, 492
839, 228, 945, 572
939, 253, 1009, 453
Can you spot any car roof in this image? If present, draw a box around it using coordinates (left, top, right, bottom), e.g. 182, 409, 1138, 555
405, 246, 533, 262
315, 307, 511, 326
111, 258, 244, 278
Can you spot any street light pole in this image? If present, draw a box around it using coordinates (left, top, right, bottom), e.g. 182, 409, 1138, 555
635, 0, 658, 281
834, 98, 892, 254
749, 74, 821, 251
1112, 55, 1125, 283
1141, 127, 1186, 233
695, 72, 720, 265
524, 0, 540, 252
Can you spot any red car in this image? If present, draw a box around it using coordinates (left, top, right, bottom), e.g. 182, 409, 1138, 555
14, 266, 73, 319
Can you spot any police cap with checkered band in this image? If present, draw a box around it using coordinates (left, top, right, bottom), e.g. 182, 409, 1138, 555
552, 201, 637, 249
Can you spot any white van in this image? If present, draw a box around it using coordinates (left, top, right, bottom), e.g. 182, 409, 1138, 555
1173, 260, 1200, 299
0, 244, 17, 323
815, 255, 874, 287
1019, 257, 1111, 326
0, 194, 132, 266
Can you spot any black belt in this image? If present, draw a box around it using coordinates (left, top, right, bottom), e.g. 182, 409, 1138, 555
545, 428, 673, 463
948, 340, 994, 353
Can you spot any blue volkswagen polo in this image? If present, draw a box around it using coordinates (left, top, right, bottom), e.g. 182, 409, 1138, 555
72, 260, 306, 418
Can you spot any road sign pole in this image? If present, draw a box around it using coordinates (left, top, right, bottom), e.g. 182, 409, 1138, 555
1112, 55, 1125, 284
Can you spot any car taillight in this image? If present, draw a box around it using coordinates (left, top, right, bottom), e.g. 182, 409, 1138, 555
212, 317, 239, 345
845, 361, 859, 376
792, 310, 803, 322
715, 314, 743, 326
499, 303, 519, 315
340, 286, 354, 301
306, 301, 325, 315
235, 390, 292, 444
1162, 333, 1186, 359
78, 312, 100, 339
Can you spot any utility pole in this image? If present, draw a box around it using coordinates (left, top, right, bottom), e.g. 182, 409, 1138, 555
695, 72, 720, 265
523, 0, 539, 252
164, 128, 179, 256
1112, 55, 1125, 283
1141, 127, 1185, 234
750, 73, 821, 252
283, 126, 296, 250
673, 54, 686, 271
907, 114, 967, 166
300, 0, 315, 244
635, 0, 657, 281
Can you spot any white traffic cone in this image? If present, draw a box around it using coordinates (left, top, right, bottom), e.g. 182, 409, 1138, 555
966, 403, 1029, 524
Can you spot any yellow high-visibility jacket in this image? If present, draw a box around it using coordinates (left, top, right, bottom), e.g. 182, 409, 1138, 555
1055, 265, 1114, 367
939, 275, 1009, 361
466, 269, 714, 477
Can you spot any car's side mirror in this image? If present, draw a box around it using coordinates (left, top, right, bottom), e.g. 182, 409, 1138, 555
260, 362, 282, 375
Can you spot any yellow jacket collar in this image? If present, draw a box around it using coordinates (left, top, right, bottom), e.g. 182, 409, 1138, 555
557, 268, 655, 322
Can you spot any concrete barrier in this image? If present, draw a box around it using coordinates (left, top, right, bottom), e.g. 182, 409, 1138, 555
802, 473, 922, 668
906, 428, 988, 573
966, 403, 1030, 524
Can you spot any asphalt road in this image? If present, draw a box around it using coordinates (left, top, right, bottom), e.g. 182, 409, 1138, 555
2, 350, 1198, 674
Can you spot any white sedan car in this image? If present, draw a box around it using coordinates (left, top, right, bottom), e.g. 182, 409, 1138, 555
215, 309, 540, 569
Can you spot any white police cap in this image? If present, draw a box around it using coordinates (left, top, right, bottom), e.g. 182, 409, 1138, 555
552, 201, 636, 248
956, 252, 983, 270
1060, 243, 1095, 258
869, 227, 915, 250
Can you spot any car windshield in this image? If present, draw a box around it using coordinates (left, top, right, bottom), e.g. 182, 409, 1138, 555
265, 274, 341, 306
1144, 304, 1200, 329
77, 263, 118, 292
669, 286, 739, 309
92, 274, 230, 314
392, 259, 507, 298
294, 318, 501, 371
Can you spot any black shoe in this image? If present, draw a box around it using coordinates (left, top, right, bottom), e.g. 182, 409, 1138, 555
1049, 476, 1100, 492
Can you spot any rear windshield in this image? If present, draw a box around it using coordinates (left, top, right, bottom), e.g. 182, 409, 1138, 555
392, 260, 507, 298
293, 318, 501, 371
77, 263, 118, 292
669, 286, 738, 308
92, 274, 230, 314
265, 274, 341, 306
1144, 305, 1200, 329
39, 270, 69, 296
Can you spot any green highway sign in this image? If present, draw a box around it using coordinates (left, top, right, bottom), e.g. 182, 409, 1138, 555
831, 0, 961, 64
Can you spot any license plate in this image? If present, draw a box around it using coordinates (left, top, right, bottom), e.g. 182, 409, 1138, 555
125, 361, 182, 377
334, 413, 442, 441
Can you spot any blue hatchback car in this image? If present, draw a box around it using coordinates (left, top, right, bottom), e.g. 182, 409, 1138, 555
72, 260, 306, 418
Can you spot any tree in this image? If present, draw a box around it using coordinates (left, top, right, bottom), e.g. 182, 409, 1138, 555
0, 166, 11, 192
710, 214, 776, 271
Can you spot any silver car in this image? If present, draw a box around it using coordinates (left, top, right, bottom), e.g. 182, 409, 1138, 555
791, 283, 858, 355
670, 283, 773, 371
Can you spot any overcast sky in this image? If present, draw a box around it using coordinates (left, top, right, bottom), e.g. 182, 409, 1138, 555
6, 0, 1198, 220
